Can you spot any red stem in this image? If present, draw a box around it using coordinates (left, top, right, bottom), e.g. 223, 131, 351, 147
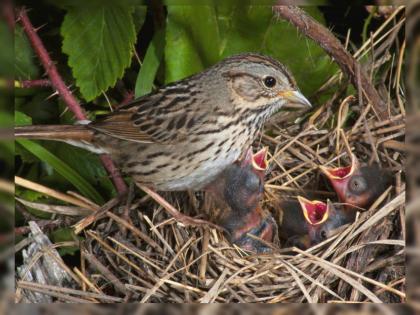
18, 9, 86, 120
18, 8, 127, 195
273, 5, 389, 120
2, 0, 15, 30
19, 79, 51, 88
99, 155, 128, 194
119, 90, 135, 107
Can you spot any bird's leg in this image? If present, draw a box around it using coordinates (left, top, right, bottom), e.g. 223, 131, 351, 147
121, 181, 136, 237
137, 184, 224, 231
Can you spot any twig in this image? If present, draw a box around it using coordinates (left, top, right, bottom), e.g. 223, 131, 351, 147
120, 90, 135, 107
14, 219, 72, 236
273, 5, 389, 119
15, 79, 51, 88
15, 176, 97, 210
0, 179, 14, 194
82, 250, 128, 295
17, 8, 127, 195
138, 184, 224, 231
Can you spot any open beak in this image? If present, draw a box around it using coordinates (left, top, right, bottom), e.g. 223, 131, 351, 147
280, 90, 312, 110
252, 147, 268, 171
297, 196, 329, 226
319, 154, 360, 202
251, 147, 269, 184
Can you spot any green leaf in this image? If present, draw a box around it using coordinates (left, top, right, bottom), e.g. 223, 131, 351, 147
133, 5, 147, 34
218, 4, 337, 96
61, 5, 137, 101
50, 228, 81, 256
15, 111, 32, 126
46, 143, 114, 197
17, 139, 104, 204
0, 20, 14, 77
15, 25, 39, 80
0, 111, 13, 127
135, 29, 164, 97
165, 5, 220, 83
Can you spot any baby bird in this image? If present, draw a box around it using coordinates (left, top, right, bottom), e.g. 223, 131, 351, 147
278, 196, 352, 249
320, 154, 392, 211
208, 147, 276, 253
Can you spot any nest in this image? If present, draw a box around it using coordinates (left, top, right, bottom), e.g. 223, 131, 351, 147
15, 7, 406, 303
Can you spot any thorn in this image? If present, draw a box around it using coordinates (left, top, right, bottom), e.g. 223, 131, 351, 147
59, 106, 69, 118
45, 90, 59, 100
34, 23, 47, 32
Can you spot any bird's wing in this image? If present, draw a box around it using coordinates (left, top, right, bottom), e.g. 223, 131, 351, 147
90, 87, 205, 144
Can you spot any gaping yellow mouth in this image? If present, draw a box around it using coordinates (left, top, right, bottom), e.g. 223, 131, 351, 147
297, 196, 329, 226
252, 147, 268, 171
319, 154, 359, 180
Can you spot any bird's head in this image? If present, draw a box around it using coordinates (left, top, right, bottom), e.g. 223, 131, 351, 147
223, 147, 276, 253
297, 197, 351, 246
220, 53, 312, 116
226, 147, 269, 213
320, 154, 391, 210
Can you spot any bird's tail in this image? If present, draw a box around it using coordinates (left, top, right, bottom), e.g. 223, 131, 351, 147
15, 124, 94, 142
15, 124, 107, 154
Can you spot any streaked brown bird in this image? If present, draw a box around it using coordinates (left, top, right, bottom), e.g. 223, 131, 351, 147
208, 147, 276, 253
15, 53, 311, 191
320, 154, 392, 210
278, 196, 352, 249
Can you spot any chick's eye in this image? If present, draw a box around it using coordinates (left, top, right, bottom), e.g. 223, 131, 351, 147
244, 174, 260, 192
320, 230, 327, 239
350, 176, 367, 193
263, 76, 276, 88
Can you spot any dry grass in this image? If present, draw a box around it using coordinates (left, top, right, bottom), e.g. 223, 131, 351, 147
14, 7, 406, 303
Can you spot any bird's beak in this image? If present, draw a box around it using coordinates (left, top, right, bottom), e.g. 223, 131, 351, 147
252, 147, 268, 171
279, 90, 312, 110
297, 196, 329, 226
319, 154, 360, 202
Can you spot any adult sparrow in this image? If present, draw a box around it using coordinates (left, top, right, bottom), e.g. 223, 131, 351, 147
15, 53, 311, 191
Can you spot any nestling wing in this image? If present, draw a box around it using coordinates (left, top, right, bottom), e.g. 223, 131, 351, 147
90, 87, 205, 144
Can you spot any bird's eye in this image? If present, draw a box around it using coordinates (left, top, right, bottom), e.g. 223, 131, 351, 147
349, 176, 367, 193
263, 76, 276, 88
320, 230, 327, 239
244, 173, 260, 192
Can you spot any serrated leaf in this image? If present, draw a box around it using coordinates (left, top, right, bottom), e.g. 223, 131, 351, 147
0, 20, 14, 77
165, 5, 220, 83
218, 4, 337, 96
15, 25, 39, 80
17, 139, 104, 204
133, 5, 147, 34
61, 6, 136, 101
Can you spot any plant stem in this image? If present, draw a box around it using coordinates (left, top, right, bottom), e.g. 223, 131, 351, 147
17, 8, 127, 195
15, 79, 51, 88
273, 5, 389, 120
